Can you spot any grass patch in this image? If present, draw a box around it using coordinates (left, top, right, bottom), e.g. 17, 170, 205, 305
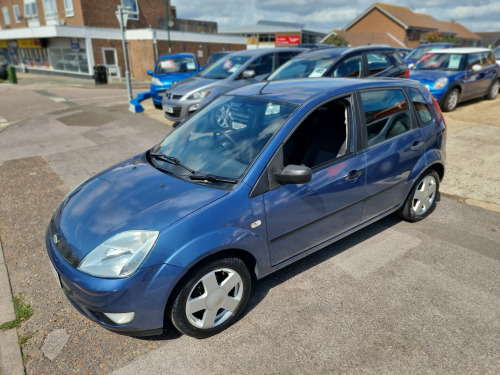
0, 294, 34, 330
18, 334, 32, 346
23, 354, 29, 363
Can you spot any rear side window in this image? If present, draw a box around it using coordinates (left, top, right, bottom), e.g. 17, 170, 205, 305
366, 53, 390, 75
360, 89, 411, 147
408, 88, 433, 125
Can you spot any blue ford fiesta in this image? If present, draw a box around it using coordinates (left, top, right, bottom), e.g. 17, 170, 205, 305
47, 78, 446, 338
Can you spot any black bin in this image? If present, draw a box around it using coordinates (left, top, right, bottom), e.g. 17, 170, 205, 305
93, 65, 108, 85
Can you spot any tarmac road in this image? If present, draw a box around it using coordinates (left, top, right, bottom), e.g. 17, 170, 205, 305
0, 75, 499, 374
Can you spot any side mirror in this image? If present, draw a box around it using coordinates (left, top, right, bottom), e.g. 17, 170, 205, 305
147, 70, 153, 76
242, 70, 256, 79
274, 164, 312, 185
471, 64, 481, 72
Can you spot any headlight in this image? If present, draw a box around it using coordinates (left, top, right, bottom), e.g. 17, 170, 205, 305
78, 231, 159, 278
433, 78, 448, 89
187, 90, 211, 100
151, 77, 162, 86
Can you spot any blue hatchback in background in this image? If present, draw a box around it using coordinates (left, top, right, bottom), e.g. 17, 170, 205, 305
148, 53, 201, 109
409, 48, 500, 111
47, 77, 446, 339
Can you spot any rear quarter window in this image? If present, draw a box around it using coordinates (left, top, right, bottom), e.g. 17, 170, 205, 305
407, 88, 433, 125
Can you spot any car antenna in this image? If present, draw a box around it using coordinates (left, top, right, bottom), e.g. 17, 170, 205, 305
258, 81, 270, 95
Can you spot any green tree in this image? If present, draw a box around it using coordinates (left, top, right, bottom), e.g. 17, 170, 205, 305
324, 34, 349, 46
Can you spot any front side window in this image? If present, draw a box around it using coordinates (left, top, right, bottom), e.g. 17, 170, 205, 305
155, 56, 197, 74
361, 89, 412, 147
283, 98, 350, 170
64, 0, 74, 17
408, 88, 432, 125
332, 55, 362, 78
152, 96, 297, 180
13, 5, 21, 22
366, 53, 390, 75
2, 7, 10, 25
122, 0, 138, 20
247, 54, 274, 76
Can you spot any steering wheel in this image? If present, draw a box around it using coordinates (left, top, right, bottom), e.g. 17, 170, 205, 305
213, 129, 238, 149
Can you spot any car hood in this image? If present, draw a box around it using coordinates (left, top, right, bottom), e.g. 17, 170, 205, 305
409, 70, 461, 84
168, 76, 227, 96
55, 154, 228, 258
155, 71, 196, 85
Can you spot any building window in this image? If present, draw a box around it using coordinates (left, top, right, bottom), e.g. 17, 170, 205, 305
42, 0, 58, 24
122, 0, 138, 20
13, 5, 21, 23
2, 7, 11, 25
64, 0, 74, 17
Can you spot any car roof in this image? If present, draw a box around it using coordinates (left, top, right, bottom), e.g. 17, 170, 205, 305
228, 48, 305, 57
431, 47, 492, 54
228, 78, 422, 105
416, 43, 457, 47
158, 53, 196, 59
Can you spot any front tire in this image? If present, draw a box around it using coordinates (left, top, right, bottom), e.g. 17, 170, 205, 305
169, 257, 251, 339
442, 88, 459, 112
486, 79, 499, 100
398, 170, 440, 222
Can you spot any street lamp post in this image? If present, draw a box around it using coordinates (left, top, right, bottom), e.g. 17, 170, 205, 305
164, 0, 172, 53
117, 5, 133, 101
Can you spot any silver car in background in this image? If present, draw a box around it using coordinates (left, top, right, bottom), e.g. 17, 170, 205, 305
162, 48, 304, 122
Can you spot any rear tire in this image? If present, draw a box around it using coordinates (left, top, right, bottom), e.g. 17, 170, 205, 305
486, 79, 499, 100
169, 257, 251, 339
398, 170, 440, 222
442, 88, 459, 112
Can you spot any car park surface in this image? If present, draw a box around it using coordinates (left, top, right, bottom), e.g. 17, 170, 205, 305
409, 47, 500, 111
47, 77, 445, 338
148, 53, 201, 109
161, 48, 304, 122
267, 45, 409, 81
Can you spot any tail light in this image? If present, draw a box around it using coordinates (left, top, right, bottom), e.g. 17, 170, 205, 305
431, 95, 446, 129
405, 69, 410, 79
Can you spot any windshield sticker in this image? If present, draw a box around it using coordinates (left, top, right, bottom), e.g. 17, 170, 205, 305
448, 55, 462, 69
228, 64, 241, 73
223, 60, 233, 70
161, 60, 175, 69
309, 67, 327, 78
265, 103, 281, 115
232, 122, 247, 130
187, 62, 196, 70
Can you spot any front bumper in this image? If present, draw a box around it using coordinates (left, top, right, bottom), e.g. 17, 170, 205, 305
150, 84, 172, 104
46, 226, 183, 336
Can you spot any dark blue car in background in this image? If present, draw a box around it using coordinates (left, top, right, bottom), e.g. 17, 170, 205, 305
148, 53, 201, 109
409, 48, 499, 111
47, 77, 446, 338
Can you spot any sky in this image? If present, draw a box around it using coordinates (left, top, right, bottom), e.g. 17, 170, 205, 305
171, 0, 500, 33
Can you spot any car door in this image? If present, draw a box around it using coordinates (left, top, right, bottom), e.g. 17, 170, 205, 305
262, 95, 366, 266
359, 88, 425, 221
462, 52, 489, 99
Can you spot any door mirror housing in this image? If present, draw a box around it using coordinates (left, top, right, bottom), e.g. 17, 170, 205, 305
471, 64, 481, 72
275, 164, 312, 185
242, 70, 256, 79
147, 70, 153, 76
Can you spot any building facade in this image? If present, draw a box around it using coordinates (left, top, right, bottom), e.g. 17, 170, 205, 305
0, 0, 245, 79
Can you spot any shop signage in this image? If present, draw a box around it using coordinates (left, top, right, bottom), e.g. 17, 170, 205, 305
275, 35, 301, 45
7, 41, 18, 49
17, 39, 42, 48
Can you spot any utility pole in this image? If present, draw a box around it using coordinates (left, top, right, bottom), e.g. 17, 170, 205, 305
164, 0, 172, 53
116, 5, 133, 101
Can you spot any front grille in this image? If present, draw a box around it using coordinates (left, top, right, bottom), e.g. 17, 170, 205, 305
164, 93, 183, 100
50, 218, 81, 268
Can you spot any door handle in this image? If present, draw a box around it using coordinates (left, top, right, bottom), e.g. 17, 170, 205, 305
345, 169, 365, 182
411, 141, 424, 151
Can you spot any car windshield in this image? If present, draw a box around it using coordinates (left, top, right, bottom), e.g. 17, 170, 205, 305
414, 53, 466, 71
405, 46, 440, 60
151, 95, 297, 181
268, 52, 340, 80
155, 57, 197, 74
199, 55, 251, 79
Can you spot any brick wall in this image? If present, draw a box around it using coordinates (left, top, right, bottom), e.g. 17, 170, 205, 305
346, 8, 407, 46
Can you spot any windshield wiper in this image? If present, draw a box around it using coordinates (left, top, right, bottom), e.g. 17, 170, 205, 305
150, 152, 195, 174
189, 173, 237, 184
